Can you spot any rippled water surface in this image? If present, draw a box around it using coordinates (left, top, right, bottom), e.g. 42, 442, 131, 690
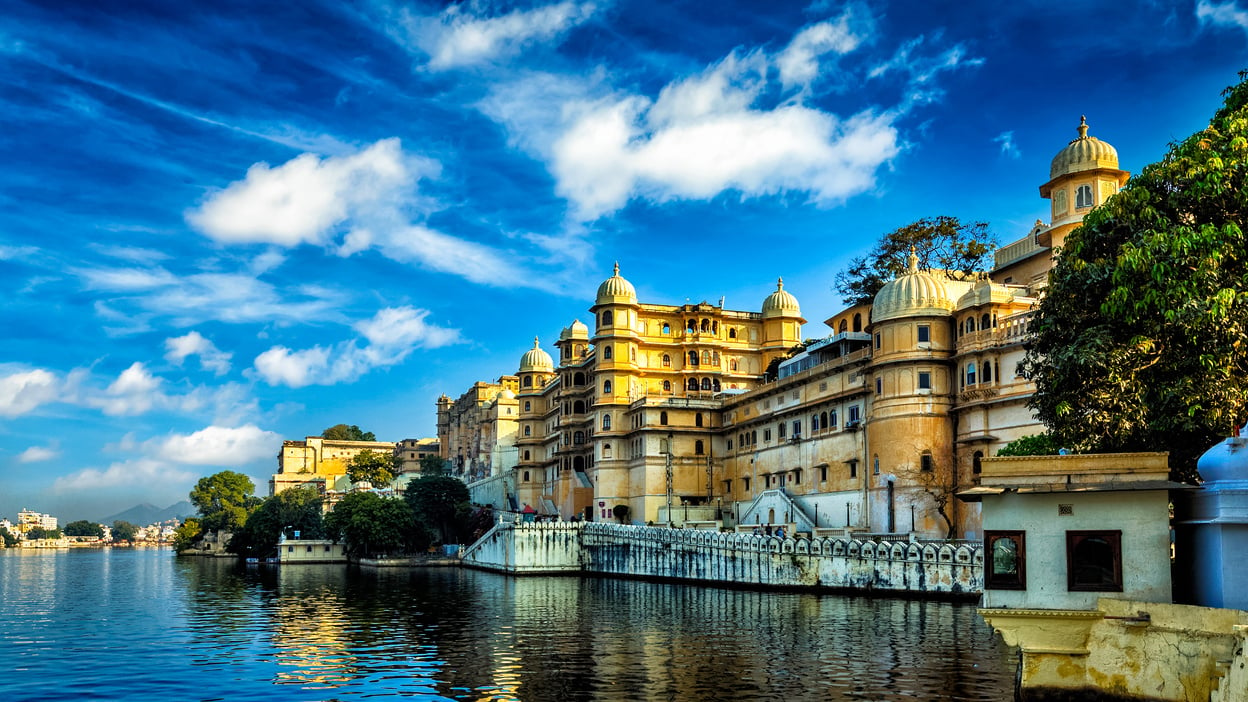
0, 548, 1017, 700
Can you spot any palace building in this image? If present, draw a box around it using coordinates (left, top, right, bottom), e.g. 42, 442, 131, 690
439, 117, 1128, 539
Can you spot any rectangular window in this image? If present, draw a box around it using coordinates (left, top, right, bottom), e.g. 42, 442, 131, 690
820, 466, 827, 482
985, 531, 1026, 590
1067, 531, 1123, 592
849, 461, 857, 478
918, 372, 931, 390
920, 454, 934, 472
792, 420, 801, 436
743, 477, 751, 491
917, 325, 930, 343
829, 410, 837, 427
763, 429, 772, 442
778, 423, 786, 438
727, 439, 733, 450
874, 332, 882, 349
848, 405, 861, 423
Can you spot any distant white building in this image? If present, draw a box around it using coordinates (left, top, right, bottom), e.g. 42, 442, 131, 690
17, 509, 57, 533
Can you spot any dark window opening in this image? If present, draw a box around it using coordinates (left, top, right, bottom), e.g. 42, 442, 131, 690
1067, 531, 1122, 592
985, 531, 1026, 590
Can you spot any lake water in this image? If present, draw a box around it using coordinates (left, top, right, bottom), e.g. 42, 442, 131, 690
0, 548, 1017, 700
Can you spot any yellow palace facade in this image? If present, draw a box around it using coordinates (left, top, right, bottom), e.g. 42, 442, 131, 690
438, 118, 1128, 539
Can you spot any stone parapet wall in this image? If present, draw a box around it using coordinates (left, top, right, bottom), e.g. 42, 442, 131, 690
461, 522, 982, 597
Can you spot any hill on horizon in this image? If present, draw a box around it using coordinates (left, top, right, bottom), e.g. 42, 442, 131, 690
99, 501, 196, 526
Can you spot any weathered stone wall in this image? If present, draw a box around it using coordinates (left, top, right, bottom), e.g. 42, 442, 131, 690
461, 522, 982, 597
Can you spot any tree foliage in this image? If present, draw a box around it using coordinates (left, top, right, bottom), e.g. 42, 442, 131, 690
64, 520, 104, 537
404, 475, 470, 544
26, 527, 62, 540
172, 518, 200, 552
347, 449, 397, 486
834, 216, 998, 305
322, 424, 376, 441
1, 528, 16, 547
111, 520, 139, 542
189, 471, 260, 532
230, 487, 326, 558
418, 455, 450, 475
1024, 74, 1248, 480
325, 492, 426, 557
996, 434, 1063, 457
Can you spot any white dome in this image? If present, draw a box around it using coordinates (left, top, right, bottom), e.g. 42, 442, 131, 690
762, 278, 801, 318
595, 263, 637, 305
872, 249, 955, 323
1197, 430, 1248, 484
1050, 116, 1120, 179
519, 337, 554, 373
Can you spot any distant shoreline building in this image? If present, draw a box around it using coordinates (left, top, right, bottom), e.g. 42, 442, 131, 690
439, 118, 1128, 538
268, 435, 440, 498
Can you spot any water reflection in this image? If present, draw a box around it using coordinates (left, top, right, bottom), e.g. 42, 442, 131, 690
1, 550, 1016, 701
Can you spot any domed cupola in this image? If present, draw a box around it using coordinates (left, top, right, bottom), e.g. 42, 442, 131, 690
1049, 116, 1120, 179
762, 277, 802, 318
1197, 428, 1248, 486
519, 337, 554, 373
595, 263, 637, 306
872, 248, 955, 323
567, 319, 589, 339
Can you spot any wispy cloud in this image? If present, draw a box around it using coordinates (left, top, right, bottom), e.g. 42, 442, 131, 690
776, 9, 870, 90
993, 130, 1020, 159
252, 306, 462, 388
0, 367, 61, 418
165, 331, 233, 375
388, 1, 599, 70
18, 445, 59, 463
52, 458, 198, 495
1197, 0, 1248, 34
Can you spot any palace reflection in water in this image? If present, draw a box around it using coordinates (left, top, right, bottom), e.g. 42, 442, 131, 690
1, 550, 1015, 701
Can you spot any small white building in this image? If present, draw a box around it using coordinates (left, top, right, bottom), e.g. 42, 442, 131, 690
278, 539, 346, 564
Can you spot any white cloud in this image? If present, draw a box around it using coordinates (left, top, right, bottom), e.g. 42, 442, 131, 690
994, 131, 1020, 159
92, 362, 162, 416
18, 445, 59, 463
776, 11, 866, 89
401, 1, 597, 70
165, 331, 233, 375
152, 424, 279, 465
0, 243, 38, 260
1197, 0, 1248, 33
0, 368, 60, 417
52, 458, 197, 494
187, 138, 418, 247
253, 306, 461, 388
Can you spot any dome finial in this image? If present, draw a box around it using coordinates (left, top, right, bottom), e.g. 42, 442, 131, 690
1077, 115, 1088, 139
907, 245, 919, 273
776, 276, 784, 290
613, 261, 620, 276
533, 336, 540, 348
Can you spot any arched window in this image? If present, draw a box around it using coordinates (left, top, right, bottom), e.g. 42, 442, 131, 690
662, 380, 671, 392
983, 361, 993, 383
524, 401, 531, 412
660, 411, 668, 425
695, 413, 703, 427
729, 359, 738, 371
524, 425, 532, 436
811, 413, 820, 430
728, 328, 737, 339
602, 310, 613, 327
662, 354, 671, 367
751, 430, 757, 444
603, 380, 613, 394
712, 321, 718, 334
712, 351, 720, 365
701, 377, 711, 391
966, 317, 976, 333
573, 400, 585, 413
602, 415, 611, 430
630, 348, 636, 361
701, 319, 711, 332
687, 378, 698, 391
966, 362, 977, 385
853, 313, 863, 332
523, 376, 533, 387
702, 350, 711, 365
920, 451, 934, 472
573, 372, 585, 386
687, 319, 696, 332
689, 351, 699, 365
712, 378, 721, 392
603, 345, 613, 360
695, 440, 705, 455
603, 443, 612, 458
873, 454, 880, 475
981, 313, 991, 330
820, 411, 828, 429
839, 319, 848, 333
523, 450, 531, 461
973, 450, 984, 475
573, 431, 585, 444
523, 470, 530, 481
662, 322, 671, 334
1076, 183, 1094, 208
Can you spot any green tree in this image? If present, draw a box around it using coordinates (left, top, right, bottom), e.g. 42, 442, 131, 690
1024, 74, 1248, 480
1, 527, 17, 547
111, 520, 139, 542
404, 474, 470, 544
996, 434, 1063, 457
230, 487, 326, 558
26, 527, 62, 540
418, 455, 450, 475
834, 216, 998, 306
322, 424, 376, 441
64, 520, 104, 538
172, 518, 201, 552
325, 492, 426, 557
347, 449, 397, 486
189, 470, 260, 532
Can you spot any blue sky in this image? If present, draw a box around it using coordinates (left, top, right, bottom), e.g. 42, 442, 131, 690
2, 0, 1245, 522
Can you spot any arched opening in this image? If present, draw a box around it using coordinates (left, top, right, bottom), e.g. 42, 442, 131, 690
603, 380, 613, 394
524, 426, 532, 437
820, 411, 828, 429
695, 413, 703, 427
523, 376, 533, 387
573, 372, 585, 386
1076, 183, 1094, 209
701, 350, 711, 365
602, 310, 613, 327
660, 411, 668, 425
687, 378, 698, 391
983, 361, 993, 383
694, 440, 704, 455
966, 362, 977, 385
839, 319, 848, 333
973, 450, 984, 475
603, 443, 612, 458
853, 313, 862, 332
688, 351, 699, 366
602, 415, 611, 430
662, 322, 671, 334
523, 470, 530, 481
811, 413, 820, 430
524, 401, 531, 412
662, 380, 671, 392
700, 377, 711, 391
701, 319, 711, 332
686, 319, 696, 332
573, 400, 585, 413
729, 359, 738, 371
573, 455, 586, 471
981, 312, 991, 329
920, 451, 934, 472
602, 345, 613, 360
712, 378, 720, 391
728, 328, 737, 339
662, 354, 671, 367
